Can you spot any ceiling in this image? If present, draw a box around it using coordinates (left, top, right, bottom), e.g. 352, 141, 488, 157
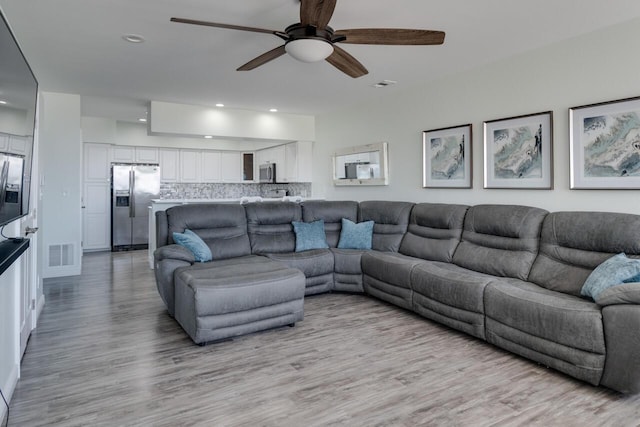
2, 0, 640, 123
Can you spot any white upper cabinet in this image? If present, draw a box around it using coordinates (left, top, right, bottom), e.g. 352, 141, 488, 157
179, 149, 201, 182
111, 146, 135, 163
135, 147, 159, 163
256, 141, 312, 183
220, 152, 242, 182
159, 148, 179, 182
201, 151, 221, 183
84, 143, 110, 182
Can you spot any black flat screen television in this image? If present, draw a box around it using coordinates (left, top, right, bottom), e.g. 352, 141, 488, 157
0, 9, 37, 227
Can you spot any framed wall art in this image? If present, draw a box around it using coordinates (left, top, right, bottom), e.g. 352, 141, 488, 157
422, 124, 472, 188
570, 96, 640, 189
483, 111, 553, 189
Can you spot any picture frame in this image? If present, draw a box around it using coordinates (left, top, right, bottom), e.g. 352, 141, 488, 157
422, 124, 472, 188
570, 96, 640, 189
483, 111, 553, 189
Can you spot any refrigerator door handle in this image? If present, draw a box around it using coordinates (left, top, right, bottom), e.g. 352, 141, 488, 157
129, 169, 135, 218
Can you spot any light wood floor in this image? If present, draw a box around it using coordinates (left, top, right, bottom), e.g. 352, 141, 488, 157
8, 251, 640, 426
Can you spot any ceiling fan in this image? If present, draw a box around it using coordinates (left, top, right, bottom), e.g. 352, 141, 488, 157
170, 0, 445, 78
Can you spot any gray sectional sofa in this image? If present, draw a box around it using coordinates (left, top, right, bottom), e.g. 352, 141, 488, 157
154, 200, 640, 394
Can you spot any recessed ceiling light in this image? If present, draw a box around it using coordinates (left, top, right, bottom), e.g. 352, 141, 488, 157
0, 100, 7, 105
123, 34, 145, 43
204, 135, 213, 139
215, 103, 224, 108
138, 118, 147, 123
269, 108, 278, 113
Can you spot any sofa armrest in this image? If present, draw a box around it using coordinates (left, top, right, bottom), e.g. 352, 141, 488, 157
600, 304, 640, 393
595, 282, 640, 306
154, 244, 195, 263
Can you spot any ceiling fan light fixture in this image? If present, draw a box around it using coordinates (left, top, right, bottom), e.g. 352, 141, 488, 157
285, 39, 334, 63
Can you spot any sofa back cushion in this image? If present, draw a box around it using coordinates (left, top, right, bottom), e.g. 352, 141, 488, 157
302, 200, 358, 247
244, 202, 302, 254
358, 201, 414, 252
164, 203, 251, 260
528, 211, 640, 296
452, 204, 548, 280
399, 203, 469, 262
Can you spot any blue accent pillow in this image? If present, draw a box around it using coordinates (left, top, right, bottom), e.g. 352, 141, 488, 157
581, 253, 640, 299
172, 229, 212, 262
337, 218, 374, 250
292, 220, 329, 252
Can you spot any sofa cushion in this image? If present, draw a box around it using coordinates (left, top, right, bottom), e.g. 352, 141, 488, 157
411, 262, 495, 339
399, 203, 468, 262
292, 220, 329, 252
172, 229, 212, 262
362, 251, 424, 310
452, 204, 547, 280
302, 200, 359, 247
485, 280, 605, 385
337, 218, 374, 250
528, 211, 640, 297
266, 249, 335, 295
244, 202, 302, 254
595, 282, 640, 306
359, 201, 414, 252
165, 204, 251, 260
331, 248, 366, 293
581, 253, 640, 299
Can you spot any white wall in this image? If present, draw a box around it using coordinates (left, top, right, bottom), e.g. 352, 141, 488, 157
40, 92, 82, 277
82, 118, 297, 151
150, 101, 315, 142
314, 18, 640, 214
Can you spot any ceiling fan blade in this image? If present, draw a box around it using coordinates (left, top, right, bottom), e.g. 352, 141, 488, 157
237, 45, 287, 71
325, 45, 368, 78
300, 0, 337, 29
335, 29, 445, 45
171, 17, 281, 36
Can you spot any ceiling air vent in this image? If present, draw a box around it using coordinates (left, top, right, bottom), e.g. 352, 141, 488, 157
372, 80, 397, 88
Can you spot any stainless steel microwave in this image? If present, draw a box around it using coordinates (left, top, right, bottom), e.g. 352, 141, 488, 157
259, 163, 277, 183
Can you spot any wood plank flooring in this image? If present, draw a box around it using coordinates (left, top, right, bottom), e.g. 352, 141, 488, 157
8, 250, 640, 426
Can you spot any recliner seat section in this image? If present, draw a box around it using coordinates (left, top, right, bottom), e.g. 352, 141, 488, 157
361, 201, 417, 308
153, 200, 640, 394
244, 201, 335, 295
301, 200, 362, 292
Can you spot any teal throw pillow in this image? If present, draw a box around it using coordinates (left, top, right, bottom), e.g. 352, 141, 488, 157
172, 229, 212, 262
292, 220, 329, 252
581, 253, 640, 300
337, 218, 374, 250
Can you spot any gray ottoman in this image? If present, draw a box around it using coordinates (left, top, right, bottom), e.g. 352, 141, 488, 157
174, 259, 305, 344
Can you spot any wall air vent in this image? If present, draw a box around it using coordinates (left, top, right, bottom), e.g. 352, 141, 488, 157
48, 243, 74, 267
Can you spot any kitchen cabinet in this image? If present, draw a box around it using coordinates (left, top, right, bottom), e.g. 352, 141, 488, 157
135, 147, 159, 163
283, 141, 312, 182
82, 142, 111, 251
201, 151, 221, 182
159, 148, 179, 182
112, 146, 135, 162
84, 143, 110, 182
179, 150, 201, 182
220, 152, 242, 182
8, 135, 28, 155
112, 146, 159, 163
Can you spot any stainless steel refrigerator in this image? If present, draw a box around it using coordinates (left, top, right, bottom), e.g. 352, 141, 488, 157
111, 163, 160, 251
0, 153, 24, 225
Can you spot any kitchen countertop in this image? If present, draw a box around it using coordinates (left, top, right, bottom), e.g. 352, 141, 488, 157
151, 197, 324, 204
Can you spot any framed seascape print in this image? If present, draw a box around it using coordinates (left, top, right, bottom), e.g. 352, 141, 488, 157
570, 96, 640, 189
483, 111, 553, 189
423, 124, 472, 188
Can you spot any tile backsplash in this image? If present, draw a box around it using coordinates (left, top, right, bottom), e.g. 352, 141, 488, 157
159, 182, 312, 200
